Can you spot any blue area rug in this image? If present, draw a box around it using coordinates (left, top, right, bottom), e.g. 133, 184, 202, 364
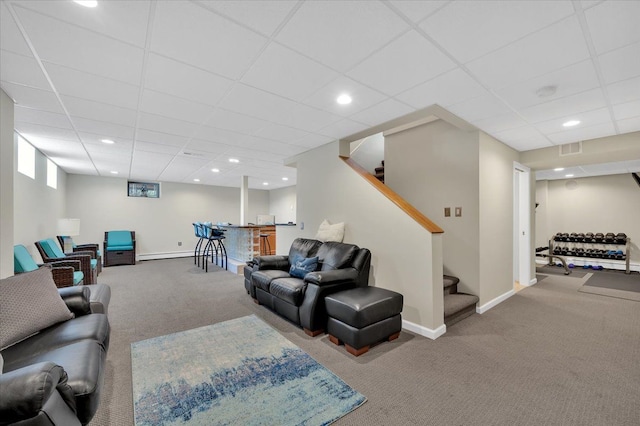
131, 315, 366, 425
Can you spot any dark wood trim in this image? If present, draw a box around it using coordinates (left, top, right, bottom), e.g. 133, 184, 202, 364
340, 156, 444, 234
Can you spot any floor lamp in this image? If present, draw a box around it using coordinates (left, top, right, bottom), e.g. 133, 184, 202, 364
58, 218, 80, 253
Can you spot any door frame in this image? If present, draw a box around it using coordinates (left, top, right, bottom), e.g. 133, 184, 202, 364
513, 162, 535, 286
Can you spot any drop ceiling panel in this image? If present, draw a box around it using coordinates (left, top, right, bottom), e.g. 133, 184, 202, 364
136, 129, 189, 148
130, 151, 174, 176
159, 157, 210, 182
616, 116, 640, 134
348, 98, 414, 127
70, 116, 134, 140
302, 76, 387, 117
14, 0, 151, 48
14, 6, 145, 85
196, 0, 297, 37
395, 68, 486, 109
61, 95, 137, 128
492, 126, 552, 151
44, 63, 140, 110
606, 77, 640, 105
291, 133, 334, 149
466, 16, 590, 89
204, 108, 270, 135
420, 0, 574, 64
135, 140, 181, 156
0, 2, 32, 56
546, 121, 615, 144
14, 106, 71, 129
519, 88, 607, 124
183, 139, 232, 155
447, 92, 512, 122
144, 54, 234, 107
241, 43, 338, 102
318, 119, 370, 139
597, 42, 640, 85
388, 0, 448, 23
78, 132, 133, 149
1, 82, 63, 113
139, 89, 215, 125
151, 1, 267, 79
254, 123, 311, 144
218, 83, 299, 124
584, 1, 640, 55
612, 100, 640, 121
15, 122, 78, 142
137, 113, 197, 138
275, 0, 408, 72
0, 50, 49, 89
471, 113, 529, 135
277, 103, 342, 133
534, 107, 612, 135
348, 30, 457, 97
21, 136, 86, 158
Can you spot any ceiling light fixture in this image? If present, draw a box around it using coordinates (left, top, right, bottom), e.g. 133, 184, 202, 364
563, 120, 580, 127
336, 94, 352, 105
101, 139, 115, 144
565, 174, 574, 178
554, 167, 565, 172
263, 182, 269, 186
211, 168, 220, 173
282, 177, 289, 181
110, 171, 118, 174
73, 0, 98, 7
193, 178, 200, 182
229, 158, 239, 163
535, 85, 557, 98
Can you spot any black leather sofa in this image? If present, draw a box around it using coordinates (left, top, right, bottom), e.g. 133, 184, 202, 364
247, 238, 371, 336
0, 286, 110, 425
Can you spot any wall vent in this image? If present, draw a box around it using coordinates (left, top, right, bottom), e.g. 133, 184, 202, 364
559, 142, 582, 156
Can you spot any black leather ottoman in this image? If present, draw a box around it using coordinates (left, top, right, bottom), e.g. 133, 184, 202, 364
325, 287, 403, 356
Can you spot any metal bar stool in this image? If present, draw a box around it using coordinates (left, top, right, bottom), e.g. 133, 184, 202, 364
259, 233, 271, 255
202, 223, 227, 271
193, 222, 205, 266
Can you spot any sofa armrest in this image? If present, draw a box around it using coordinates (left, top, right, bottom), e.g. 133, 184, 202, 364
254, 255, 290, 271
58, 286, 92, 317
304, 268, 358, 286
0, 362, 78, 425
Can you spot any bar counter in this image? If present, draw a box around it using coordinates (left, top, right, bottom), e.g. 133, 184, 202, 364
221, 225, 275, 262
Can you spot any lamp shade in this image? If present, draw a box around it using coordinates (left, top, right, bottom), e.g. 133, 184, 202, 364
58, 218, 80, 236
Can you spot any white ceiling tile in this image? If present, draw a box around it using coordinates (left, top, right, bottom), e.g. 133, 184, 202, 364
471, 113, 529, 134
196, 0, 297, 37
0, 2, 32, 56
612, 100, 640, 121
217, 83, 298, 124
144, 54, 234, 107
348, 98, 415, 127
1, 81, 63, 113
130, 151, 174, 177
534, 107, 612, 135
78, 132, 133, 149
348, 30, 457, 96
151, 1, 267, 79
192, 126, 250, 146
302, 76, 387, 117
421, 0, 575, 63
90, 151, 131, 167
137, 113, 197, 138
277, 103, 343, 133
160, 156, 210, 182
606, 77, 640, 105
183, 139, 233, 155
241, 43, 338, 102
15, 122, 78, 142
466, 16, 590, 89
494, 60, 600, 110
135, 140, 182, 156
616, 116, 640, 134
14, 106, 71, 129
276, 0, 408, 72
585, 0, 640, 54
492, 126, 552, 151
14, 5, 145, 85
580, 1, 605, 10
447, 92, 512, 122
203, 108, 269, 135
291, 133, 334, 149
519, 88, 607, 123
318, 119, 370, 140
140, 89, 215, 124
136, 129, 189, 148
44, 63, 140, 109
18, 135, 85, 158
70, 116, 135, 140
388, 0, 448, 23
546, 121, 616, 144
14, 0, 151, 47
395, 67, 486, 109
253, 123, 311, 144
598, 42, 640, 85
61, 95, 137, 128
0, 50, 49, 89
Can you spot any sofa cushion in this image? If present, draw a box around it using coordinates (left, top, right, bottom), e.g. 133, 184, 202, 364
289, 255, 319, 279
287, 238, 322, 266
252, 270, 291, 292
270, 277, 307, 306
317, 242, 358, 271
0, 267, 73, 350
315, 219, 345, 243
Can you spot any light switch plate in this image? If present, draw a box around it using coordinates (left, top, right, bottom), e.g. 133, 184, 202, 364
444, 207, 451, 217
455, 207, 462, 217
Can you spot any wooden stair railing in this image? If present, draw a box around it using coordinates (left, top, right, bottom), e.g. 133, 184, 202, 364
340, 156, 444, 234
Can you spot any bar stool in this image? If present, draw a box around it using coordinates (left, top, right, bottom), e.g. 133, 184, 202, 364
259, 233, 271, 255
202, 222, 227, 272
192, 222, 205, 267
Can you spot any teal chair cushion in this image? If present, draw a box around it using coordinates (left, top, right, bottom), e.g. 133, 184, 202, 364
73, 271, 84, 285
106, 245, 134, 251
107, 231, 133, 246
90, 259, 97, 269
40, 239, 65, 259
14, 245, 39, 273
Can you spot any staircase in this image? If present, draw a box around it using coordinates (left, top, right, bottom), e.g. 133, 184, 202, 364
443, 275, 479, 327
374, 161, 384, 183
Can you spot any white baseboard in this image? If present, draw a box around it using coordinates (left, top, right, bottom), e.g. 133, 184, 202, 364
527, 277, 538, 286
476, 289, 515, 314
137, 251, 192, 261
402, 319, 446, 340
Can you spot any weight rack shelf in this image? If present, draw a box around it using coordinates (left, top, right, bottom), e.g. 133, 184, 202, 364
549, 232, 631, 274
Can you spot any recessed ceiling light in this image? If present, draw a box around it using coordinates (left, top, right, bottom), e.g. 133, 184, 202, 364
336, 94, 352, 105
74, 0, 98, 7
229, 158, 239, 163
554, 167, 565, 172
101, 139, 115, 144
263, 182, 269, 186
565, 174, 574, 177
193, 178, 200, 182
110, 171, 118, 174
282, 177, 289, 181
211, 168, 220, 173
535, 85, 557, 98
563, 120, 580, 127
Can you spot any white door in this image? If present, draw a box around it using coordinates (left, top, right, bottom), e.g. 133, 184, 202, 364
513, 163, 532, 286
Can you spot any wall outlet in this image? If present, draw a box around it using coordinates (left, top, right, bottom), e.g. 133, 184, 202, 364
300, 221, 304, 230
455, 207, 462, 217
444, 207, 451, 217
178, 241, 182, 246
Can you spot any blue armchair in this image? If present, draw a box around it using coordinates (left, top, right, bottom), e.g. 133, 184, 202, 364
15, 244, 84, 287
104, 231, 136, 266
56, 235, 102, 274
35, 238, 97, 284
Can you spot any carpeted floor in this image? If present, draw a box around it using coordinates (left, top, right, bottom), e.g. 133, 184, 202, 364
579, 269, 640, 302
92, 258, 640, 426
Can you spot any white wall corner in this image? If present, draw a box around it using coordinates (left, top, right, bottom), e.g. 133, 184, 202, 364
402, 319, 446, 340
476, 289, 516, 314
527, 277, 538, 286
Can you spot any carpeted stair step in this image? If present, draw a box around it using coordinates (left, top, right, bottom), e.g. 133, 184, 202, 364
443, 274, 459, 295
444, 293, 479, 327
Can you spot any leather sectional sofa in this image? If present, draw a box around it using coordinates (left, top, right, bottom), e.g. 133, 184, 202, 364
245, 238, 371, 336
0, 269, 110, 426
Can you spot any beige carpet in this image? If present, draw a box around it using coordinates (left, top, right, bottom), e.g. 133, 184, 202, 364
92, 258, 640, 426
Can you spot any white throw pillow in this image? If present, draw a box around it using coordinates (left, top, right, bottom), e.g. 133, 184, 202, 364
315, 219, 345, 243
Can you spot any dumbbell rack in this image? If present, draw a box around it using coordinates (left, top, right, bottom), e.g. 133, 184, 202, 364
549, 234, 631, 274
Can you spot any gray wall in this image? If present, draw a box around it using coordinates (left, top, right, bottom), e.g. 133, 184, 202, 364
268, 185, 296, 224
65, 175, 270, 259
0, 90, 14, 278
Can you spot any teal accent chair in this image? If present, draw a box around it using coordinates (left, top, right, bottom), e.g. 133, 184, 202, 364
35, 238, 98, 284
56, 235, 102, 274
14, 244, 84, 287
104, 230, 136, 266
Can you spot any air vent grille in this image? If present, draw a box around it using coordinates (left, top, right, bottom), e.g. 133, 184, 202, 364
559, 142, 582, 156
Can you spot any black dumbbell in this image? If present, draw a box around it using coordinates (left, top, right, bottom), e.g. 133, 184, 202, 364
615, 233, 627, 244
604, 232, 615, 243
594, 233, 604, 242
585, 232, 595, 242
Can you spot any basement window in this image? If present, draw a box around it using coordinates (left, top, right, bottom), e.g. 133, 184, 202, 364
128, 181, 160, 198
17, 135, 35, 179
46, 158, 57, 189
